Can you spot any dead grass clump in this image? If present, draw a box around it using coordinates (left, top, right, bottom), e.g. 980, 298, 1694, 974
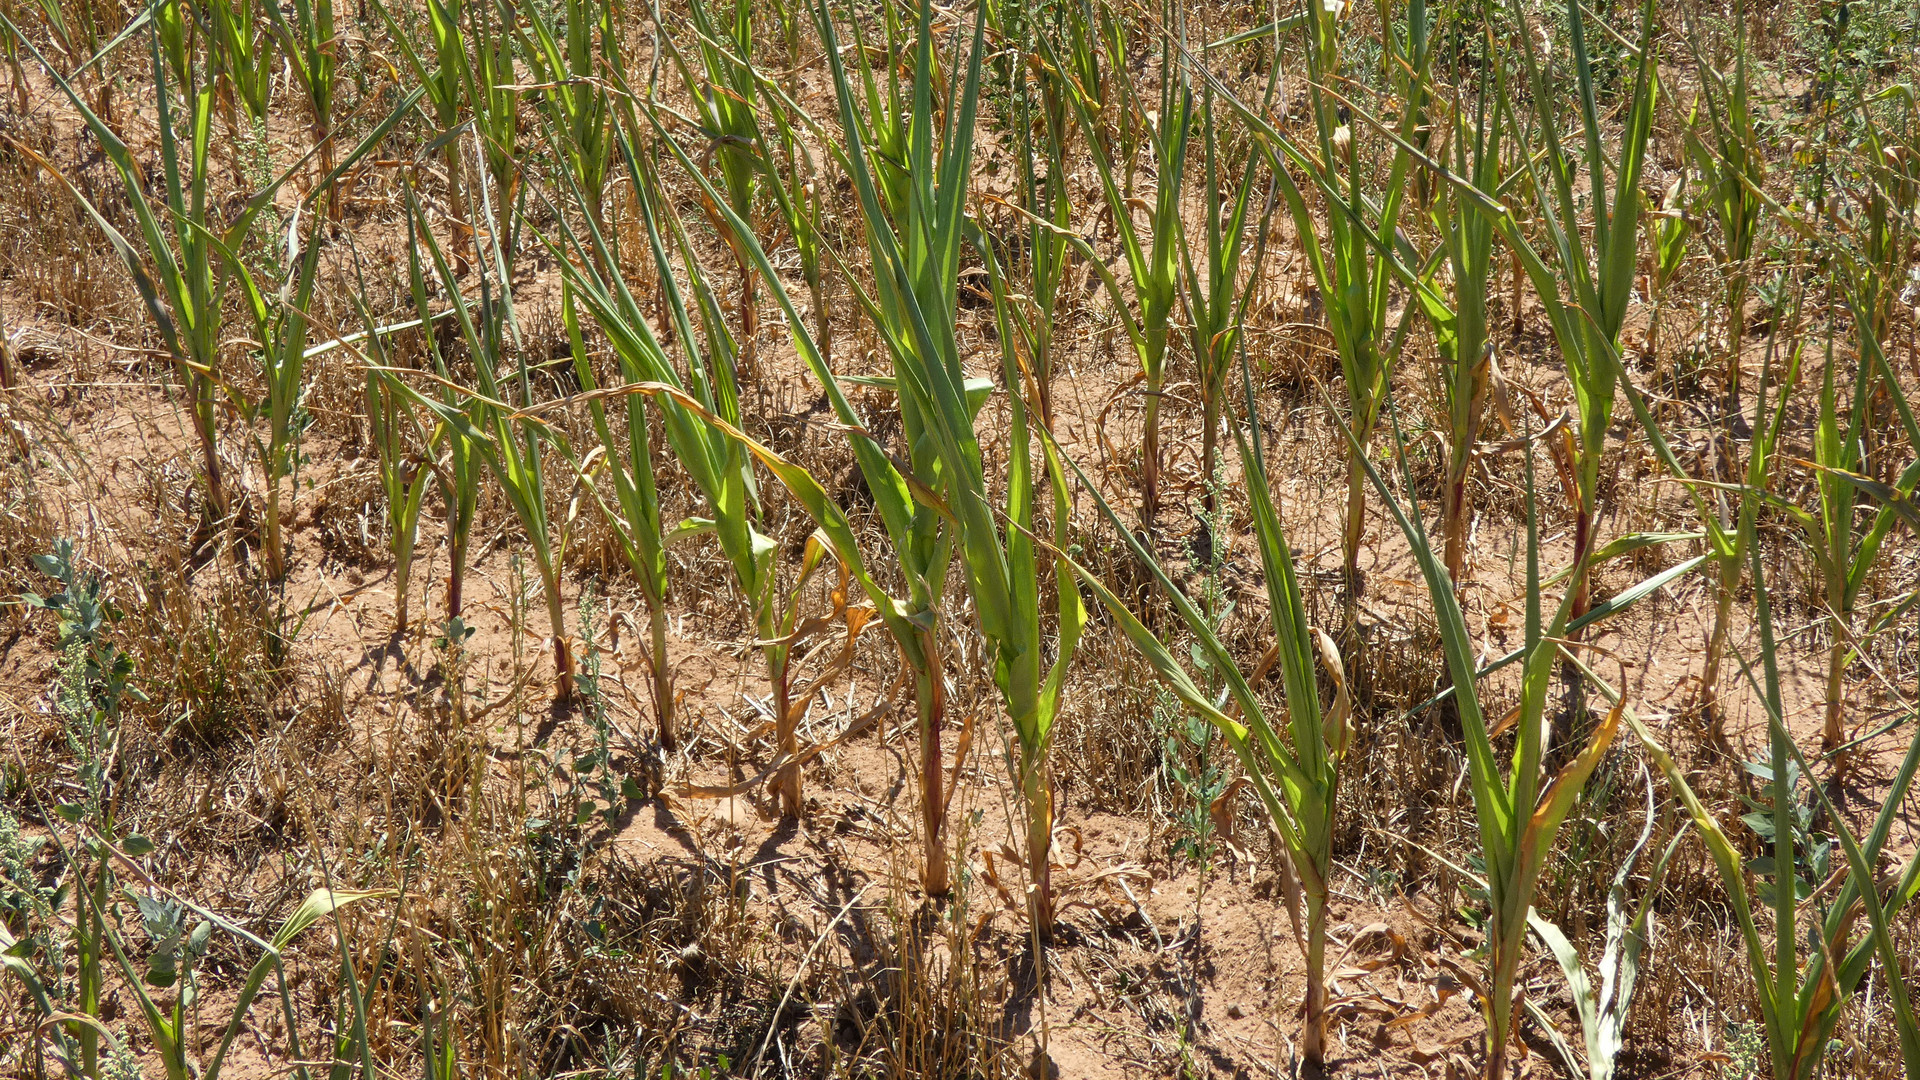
0, 117, 139, 333
562, 853, 776, 1071
120, 566, 303, 746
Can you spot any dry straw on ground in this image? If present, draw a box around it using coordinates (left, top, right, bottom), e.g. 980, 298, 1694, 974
2, 0, 1919, 1077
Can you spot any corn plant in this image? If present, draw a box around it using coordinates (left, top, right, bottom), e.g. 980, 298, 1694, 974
6, 14, 402, 553
400, 193, 481, 622
616, 0, 995, 894
467, 0, 523, 260
647, 166, 827, 797
1626, 542, 1920, 1080
208, 0, 275, 130
1683, 3, 1766, 412
1507, 0, 1658, 621
1178, 81, 1274, 512
398, 190, 577, 702
1581, 185, 1791, 744
1052, 348, 1349, 1057
368, 375, 435, 636
1200, 0, 1431, 597
552, 112, 825, 795
217, 210, 326, 582
1421, 54, 1502, 587
372, 0, 477, 274
757, 81, 835, 365
12, 18, 238, 529
1735, 118, 1919, 748
864, 167, 1094, 939
1848, 97, 1920, 352
557, 283, 676, 749
661, 0, 757, 230
1205, 36, 1440, 596
1304, 0, 1433, 600
1801, 302, 1918, 751
1335, 0, 1657, 621
982, 255, 1088, 940
1690, 286, 1802, 733
1006, 2, 1082, 425
346, 269, 438, 636
809, 0, 1020, 893
1361, 416, 1622, 1079
658, 0, 763, 376
1525, 784, 1683, 1080
522, 0, 616, 271
1696, 110, 1918, 752
263, 0, 339, 220
547, 147, 766, 757
232, 106, 423, 584
607, 0, 991, 845
1046, 5, 1186, 520
644, 0, 835, 372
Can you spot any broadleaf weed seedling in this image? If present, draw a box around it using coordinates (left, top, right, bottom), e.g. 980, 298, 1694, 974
1154, 686, 1227, 871
23, 542, 142, 729
567, 585, 643, 829
1163, 469, 1235, 872
435, 613, 479, 728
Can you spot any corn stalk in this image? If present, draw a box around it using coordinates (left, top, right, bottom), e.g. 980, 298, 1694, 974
550, 282, 676, 749
399, 193, 483, 621
552, 94, 825, 798
1008, 2, 1079, 424
1178, 80, 1274, 513
1803, 303, 1918, 752
1524, 780, 1683, 1080
1694, 285, 1801, 737
208, 0, 275, 134
926, 206, 1089, 942
263, 0, 338, 220
622, 0, 985, 893
468, 0, 522, 262
1508, 0, 1658, 622
6, 11, 412, 562
1052, 336, 1346, 1057
336, 252, 441, 637
398, 189, 576, 702
804, 0, 993, 887
658, 0, 763, 379
1683, 1, 1765, 414
11, 16, 238, 530
1299, 0, 1432, 600
1626, 542, 1920, 1080
1326, 0, 1656, 623
216, 209, 325, 583
1044, 3, 1186, 520
524, 0, 616, 273
1360, 414, 1621, 1078
371, 0, 477, 275
554, 177, 768, 764
1694, 117, 1919, 754
1421, 48, 1502, 587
